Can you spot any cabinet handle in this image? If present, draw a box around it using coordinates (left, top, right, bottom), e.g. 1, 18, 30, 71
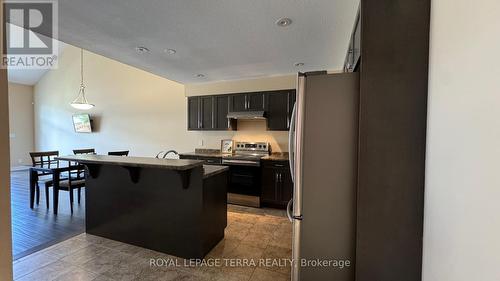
198, 100, 202, 129
275, 173, 279, 199
211, 100, 215, 128
286, 93, 290, 128
278, 172, 283, 201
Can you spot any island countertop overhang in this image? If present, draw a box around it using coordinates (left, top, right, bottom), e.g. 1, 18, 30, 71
56, 155, 204, 171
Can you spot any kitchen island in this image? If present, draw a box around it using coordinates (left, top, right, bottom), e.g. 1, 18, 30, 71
57, 155, 229, 259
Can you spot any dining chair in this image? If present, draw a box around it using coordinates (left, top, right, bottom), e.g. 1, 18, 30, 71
60, 163, 86, 213
29, 151, 62, 208
108, 151, 129, 156
73, 148, 95, 155
70, 149, 95, 207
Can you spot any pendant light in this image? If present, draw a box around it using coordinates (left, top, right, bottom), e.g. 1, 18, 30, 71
70, 49, 95, 110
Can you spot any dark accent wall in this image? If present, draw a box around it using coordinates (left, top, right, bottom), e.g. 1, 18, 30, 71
356, 0, 430, 280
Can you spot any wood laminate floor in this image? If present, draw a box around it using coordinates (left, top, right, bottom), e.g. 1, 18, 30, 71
11, 169, 86, 260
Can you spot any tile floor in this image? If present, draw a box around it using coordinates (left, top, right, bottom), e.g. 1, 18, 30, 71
13, 205, 292, 281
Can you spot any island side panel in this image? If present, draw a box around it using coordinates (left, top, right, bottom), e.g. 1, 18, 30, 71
85, 164, 205, 259
202, 170, 228, 255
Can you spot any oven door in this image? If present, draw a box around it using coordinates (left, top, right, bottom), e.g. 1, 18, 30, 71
227, 165, 261, 197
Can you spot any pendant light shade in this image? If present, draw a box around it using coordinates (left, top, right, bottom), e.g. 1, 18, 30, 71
70, 49, 94, 110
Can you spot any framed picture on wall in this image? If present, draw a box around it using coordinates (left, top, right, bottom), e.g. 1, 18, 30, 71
72, 114, 93, 133
221, 139, 234, 154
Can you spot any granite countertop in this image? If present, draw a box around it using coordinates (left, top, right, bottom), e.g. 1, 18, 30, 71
56, 155, 204, 171
182, 150, 289, 161
203, 165, 229, 179
180, 152, 224, 158
180, 149, 224, 158
261, 152, 290, 161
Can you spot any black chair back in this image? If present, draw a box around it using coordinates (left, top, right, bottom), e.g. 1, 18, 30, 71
108, 151, 129, 156
71, 149, 95, 179
29, 151, 60, 175
73, 148, 95, 155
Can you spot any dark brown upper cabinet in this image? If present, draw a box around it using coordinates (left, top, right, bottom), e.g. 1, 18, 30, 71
188, 95, 236, 131
214, 95, 236, 130
229, 92, 265, 112
246, 92, 265, 111
266, 90, 296, 131
188, 96, 201, 130
200, 96, 214, 129
229, 94, 247, 112
188, 96, 214, 130
188, 89, 294, 131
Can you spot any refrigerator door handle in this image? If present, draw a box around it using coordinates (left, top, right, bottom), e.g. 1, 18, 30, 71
286, 199, 294, 222
288, 104, 297, 182
287, 199, 303, 222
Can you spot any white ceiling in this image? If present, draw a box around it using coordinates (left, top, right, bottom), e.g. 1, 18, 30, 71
7, 43, 67, 85
8, 68, 49, 86
16, 0, 360, 84
7, 24, 67, 85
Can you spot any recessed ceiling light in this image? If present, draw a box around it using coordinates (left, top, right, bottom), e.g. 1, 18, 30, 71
196, 74, 205, 78
294, 62, 305, 67
276, 17, 292, 27
135, 46, 150, 54
165, 49, 176, 55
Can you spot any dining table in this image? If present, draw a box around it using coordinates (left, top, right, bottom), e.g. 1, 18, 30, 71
29, 162, 84, 215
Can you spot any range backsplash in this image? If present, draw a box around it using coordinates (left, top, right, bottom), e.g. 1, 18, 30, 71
190, 120, 289, 152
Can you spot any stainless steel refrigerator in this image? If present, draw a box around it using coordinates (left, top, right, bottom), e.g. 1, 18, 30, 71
287, 72, 359, 280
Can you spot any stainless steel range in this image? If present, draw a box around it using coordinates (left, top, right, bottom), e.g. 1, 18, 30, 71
222, 142, 269, 207
221, 142, 269, 167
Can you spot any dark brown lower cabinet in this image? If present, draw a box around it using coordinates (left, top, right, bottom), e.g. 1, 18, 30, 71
261, 161, 292, 208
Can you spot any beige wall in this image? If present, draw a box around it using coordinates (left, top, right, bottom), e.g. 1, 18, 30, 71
185, 75, 296, 96
8, 83, 34, 167
35, 45, 188, 156
0, 0, 14, 279
423, 0, 500, 280
35, 45, 291, 156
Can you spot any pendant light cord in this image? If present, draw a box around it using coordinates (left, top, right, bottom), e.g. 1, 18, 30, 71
79, 48, 88, 104
71, 48, 94, 109
80, 48, 84, 88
